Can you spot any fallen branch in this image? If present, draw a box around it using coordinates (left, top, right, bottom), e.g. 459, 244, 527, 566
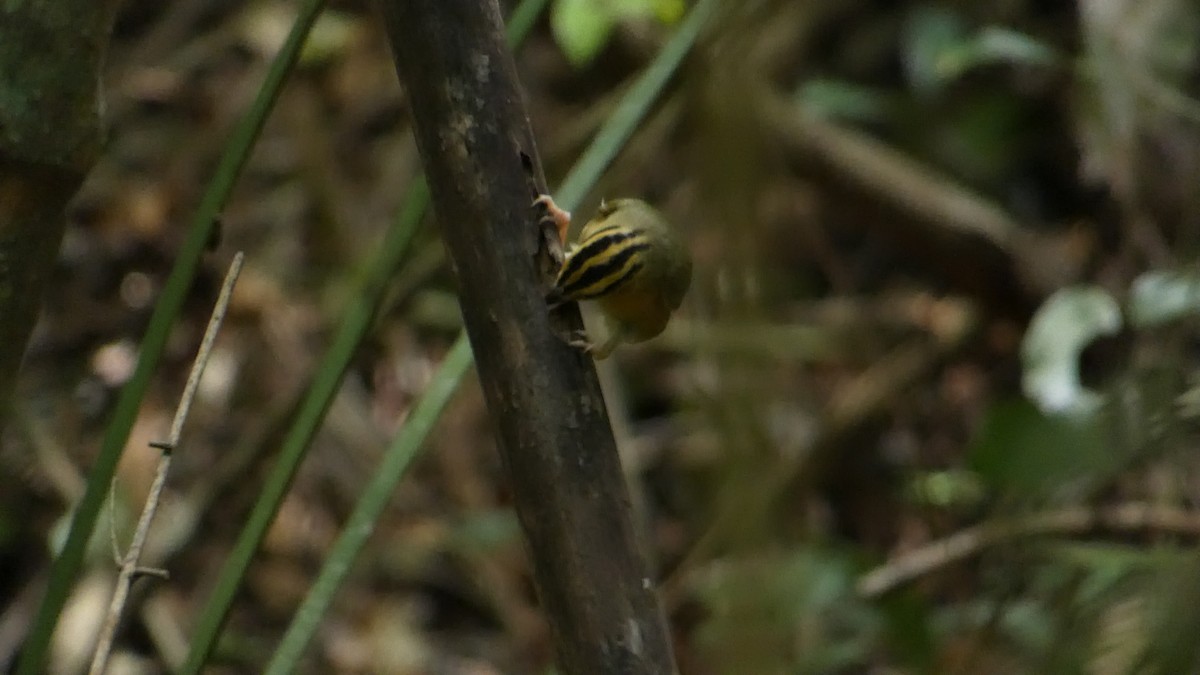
858, 502, 1200, 598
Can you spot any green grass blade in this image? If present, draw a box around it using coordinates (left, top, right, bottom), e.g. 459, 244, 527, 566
262, 336, 473, 675
177, 178, 430, 673
179, 0, 554, 669
13, 1, 327, 673
554, 0, 717, 208
506, 0, 550, 46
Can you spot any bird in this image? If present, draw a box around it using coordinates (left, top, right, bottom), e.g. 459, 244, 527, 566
535, 195, 692, 359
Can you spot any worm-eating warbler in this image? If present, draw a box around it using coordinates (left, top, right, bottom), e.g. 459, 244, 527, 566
536, 195, 692, 359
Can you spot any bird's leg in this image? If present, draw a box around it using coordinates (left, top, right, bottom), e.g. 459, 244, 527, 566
566, 323, 624, 360
538, 194, 616, 356
533, 194, 571, 245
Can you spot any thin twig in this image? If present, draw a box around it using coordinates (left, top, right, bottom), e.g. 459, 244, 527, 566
763, 92, 1021, 254
760, 91, 1046, 303
88, 252, 244, 675
857, 502, 1200, 598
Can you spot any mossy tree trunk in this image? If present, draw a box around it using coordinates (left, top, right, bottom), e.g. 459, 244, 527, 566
0, 0, 120, 422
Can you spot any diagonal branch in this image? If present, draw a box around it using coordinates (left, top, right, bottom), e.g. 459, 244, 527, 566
858, 502, 1200, 598
375, 1, 678, 672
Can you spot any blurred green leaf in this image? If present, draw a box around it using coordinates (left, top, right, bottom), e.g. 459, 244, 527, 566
930, 597, 1055, 665
550, 0, 680, 67
905, 468, 987, 510
1051, 542, 1180, 602
1128, 270, 1200, 328
968, 399, 1111, 496
903, 6, 966, 94
904, 7, 1059, 93
795, 79, 895, 123
1021, 286, 1121, 414
936, 28, 1060, 82
695, 550, 880, 674
551, 0, 618, 67
300, 10, 360, 65
1001, 600, 1058, 655
651, 0, 685, 23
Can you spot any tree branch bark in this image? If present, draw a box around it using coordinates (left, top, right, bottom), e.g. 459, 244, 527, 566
375, 1, 677, 673
0, 0, 120, 419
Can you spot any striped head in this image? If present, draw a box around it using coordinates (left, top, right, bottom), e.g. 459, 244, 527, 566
550, 198, 686, 306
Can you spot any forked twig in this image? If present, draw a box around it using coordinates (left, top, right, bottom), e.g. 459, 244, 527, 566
88, 252, 244, 675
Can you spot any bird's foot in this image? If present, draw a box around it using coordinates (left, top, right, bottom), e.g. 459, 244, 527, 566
563, 329, 618, 360
565, 329, 594, 353
533, 194, 571, 245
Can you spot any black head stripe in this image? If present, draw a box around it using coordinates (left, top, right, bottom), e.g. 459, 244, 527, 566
558, 231, 634, 284
580, 223, 625, 240
575, 261, 644, 300
560, 241, 650, 298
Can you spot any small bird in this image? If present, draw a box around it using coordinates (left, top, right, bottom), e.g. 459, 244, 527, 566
535, 195, 692, 359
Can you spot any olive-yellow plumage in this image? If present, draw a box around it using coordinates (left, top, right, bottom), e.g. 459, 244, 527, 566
537, 196, 691, 359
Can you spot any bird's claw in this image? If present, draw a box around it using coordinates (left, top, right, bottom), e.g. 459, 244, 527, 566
533, 194, 572, 245
564, 330, 603, 358
564, 330, 617, 360
566, 329, 593, 353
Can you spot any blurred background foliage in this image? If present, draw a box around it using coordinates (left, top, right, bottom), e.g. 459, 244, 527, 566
4, 0, 1200, 672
